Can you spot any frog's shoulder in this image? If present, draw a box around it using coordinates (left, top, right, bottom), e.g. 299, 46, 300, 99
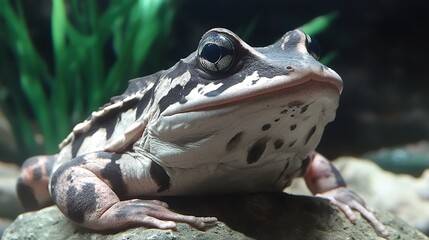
58, 72, 162, 150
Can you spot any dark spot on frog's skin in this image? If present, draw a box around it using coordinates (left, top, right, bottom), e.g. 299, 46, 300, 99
16, 179, 38, 211
66, 174, 73, 182
71, 135, 85, 158
114, 205, 138, 218
273, 139, 284, 150
290, 124, 297, 131
112, 74, 159, 103
66, 183, 97, 223
274, 118, 280, 122
288, 140, 297, 147
281, 109, 288, 114
99, 153, 127, 198
104, 118, 120, 140
135, 87, 154, 119
114, 200, 147, 218
247, 137, 269, 164
89, 97, 139, 139
121, 96, 140, 113
330, 164, 346, 187
304, 125, 317, 145
299, 156, 311, 176
150, 161, 171, 192
261, 124, 271, 131
159, 80, 198, 113
276, 159, 290, 182
50, 157, 88, 200
226, 131, 244, 151
204, 76, 247, 97
32, 167, 42, 180
288, 101, 304, 108
159, 85, 183, 112
300, 104, 309, 113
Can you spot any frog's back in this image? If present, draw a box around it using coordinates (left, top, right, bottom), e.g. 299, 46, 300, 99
54, 72, 161, 170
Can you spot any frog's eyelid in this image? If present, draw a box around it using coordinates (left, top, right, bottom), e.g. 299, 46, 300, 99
197, 32, 236, 74
304, 34, 321, 60
206, 28, 267, 60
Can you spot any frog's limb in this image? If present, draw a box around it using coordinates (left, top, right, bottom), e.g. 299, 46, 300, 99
303, 152, 389, 238
50, 152, 217, 230
17, 155, 56, 211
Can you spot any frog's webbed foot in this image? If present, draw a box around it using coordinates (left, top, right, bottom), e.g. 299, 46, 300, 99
303, 152, 389, 238
316, 187, 389, 238
98, 199, 217, 230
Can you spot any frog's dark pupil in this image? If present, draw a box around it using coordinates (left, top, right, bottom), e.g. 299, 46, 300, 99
201, 43, 221, 63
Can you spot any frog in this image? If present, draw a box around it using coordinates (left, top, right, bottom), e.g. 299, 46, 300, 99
17, 28, 389, 237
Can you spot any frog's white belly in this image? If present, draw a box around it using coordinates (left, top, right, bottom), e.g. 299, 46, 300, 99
162, 153, 304, 195
134, 81, 339, 195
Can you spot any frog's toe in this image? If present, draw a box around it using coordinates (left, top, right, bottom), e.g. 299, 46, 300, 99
317, 187, 389, 238
141, 215, 177, 229
348, 201, 390, 238
323, 197, 357, 223
144, 203, 217, 229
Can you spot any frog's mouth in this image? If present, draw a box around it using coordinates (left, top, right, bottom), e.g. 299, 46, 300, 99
162, 72, 342, 117
193, 79, 340, 113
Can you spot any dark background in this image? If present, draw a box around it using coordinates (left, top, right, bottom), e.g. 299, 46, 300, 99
5, 0, 429, 160
168, 0, 429, 158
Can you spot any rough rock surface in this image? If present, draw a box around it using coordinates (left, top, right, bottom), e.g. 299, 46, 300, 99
3, 193, 427, 240
289, 157, 429, 235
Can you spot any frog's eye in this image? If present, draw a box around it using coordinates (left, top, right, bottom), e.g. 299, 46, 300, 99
197, 32, 236, 74
305, 34, 321, 60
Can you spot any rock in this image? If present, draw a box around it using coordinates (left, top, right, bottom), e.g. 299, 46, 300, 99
289, 157, 429, 235
0, 161, 22, 219
2, 206, 249, 240
2, 193, 427, 240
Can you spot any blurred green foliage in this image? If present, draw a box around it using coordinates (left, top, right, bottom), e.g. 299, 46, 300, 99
0, 0, 174, 160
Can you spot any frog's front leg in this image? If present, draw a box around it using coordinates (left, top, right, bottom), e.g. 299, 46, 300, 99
50, 152, 217, 230
303, 152, 389, 237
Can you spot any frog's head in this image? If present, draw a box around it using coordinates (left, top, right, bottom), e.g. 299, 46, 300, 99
157, 28, 342, 117
149, 28, 343, 166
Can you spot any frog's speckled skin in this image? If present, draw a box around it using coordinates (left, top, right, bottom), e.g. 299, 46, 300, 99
17, 28, 388, 237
